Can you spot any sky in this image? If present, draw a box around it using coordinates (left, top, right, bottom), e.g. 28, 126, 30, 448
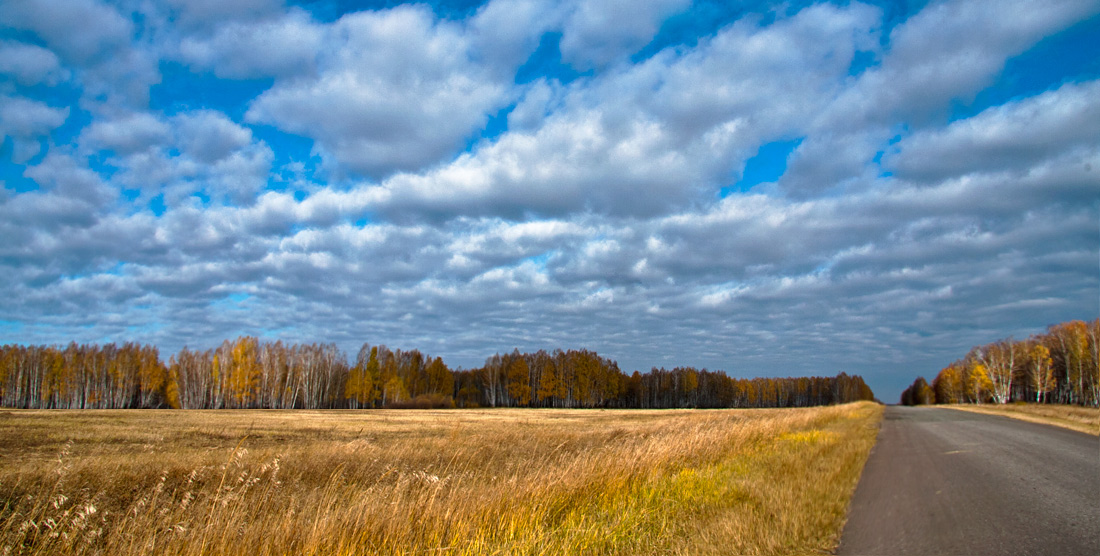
1, 0, 1098, 402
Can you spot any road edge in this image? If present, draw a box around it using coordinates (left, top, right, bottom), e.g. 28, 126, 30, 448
940, 404, 1099, 436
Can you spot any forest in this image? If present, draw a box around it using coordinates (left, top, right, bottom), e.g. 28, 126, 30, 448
0, 339, 873, 410
900, 319, 1099, 407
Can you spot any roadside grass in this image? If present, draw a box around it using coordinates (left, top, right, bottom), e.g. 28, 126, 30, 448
0, 403, 882, 555
943, 403, 1099, 436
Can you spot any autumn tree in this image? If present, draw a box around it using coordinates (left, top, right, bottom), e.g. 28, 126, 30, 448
918, 318, 1098, 408
3, 341, 878, 410
1026, 342, 1054, 403
506, 354, 531, 406
975, 341, 1018, 404
932, 362, 964, 404
226, 337, 261, 408
425, 356, 454, 397
346, 344, 381, 409
536, 356, 566, 407
900, 376, 934, 405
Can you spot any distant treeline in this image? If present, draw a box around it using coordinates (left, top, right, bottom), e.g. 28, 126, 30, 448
0, 339, 873, 409
900, 319, 1099, 407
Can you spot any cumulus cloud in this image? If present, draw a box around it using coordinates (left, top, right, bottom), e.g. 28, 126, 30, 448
0, 0, 131, 63
81, 112, 171, 155
0, 0, 164, 112
558, 0, 690, 70
469, 0, 563, 72
0, 95, 69, 162
175, 110, 255, 163
246, 4, 515, 179
853, 0, 1096, 124
884, 80, 1100, 181
78, 109, 273, 204
177, 8, 324, 79
0, 40, 68, 86
780, 0, 1100, 195
363, 1, 881, 219
164, 0, 285, 28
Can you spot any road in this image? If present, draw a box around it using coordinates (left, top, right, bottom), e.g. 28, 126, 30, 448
837, 406, 1099, 555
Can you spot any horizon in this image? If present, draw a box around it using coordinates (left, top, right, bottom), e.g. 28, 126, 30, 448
2, 0, 1099, 404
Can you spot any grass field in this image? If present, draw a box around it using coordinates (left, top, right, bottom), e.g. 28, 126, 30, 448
944, 403, 1099, 436
0, 403, 882, 555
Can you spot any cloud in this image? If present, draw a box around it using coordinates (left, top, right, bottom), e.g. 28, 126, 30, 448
175, 110, 255, 163
21, 152, 114, 204
0, 0, 163, 112
78, 109, 273, 205
177, 8, 324, 79
857, 0, 1096, 123
558, 0, 690, 70
780, 0, 1100, 196
0, 0, 131, 63
81, 112, 171, 156
884, 80, 1100, 181
469, 0, 563, 72
365, 1, 881, 219
246, 4, 514, 179
164, 0, 285, 28
0, 40, 69, 86
0, 95, 69, 162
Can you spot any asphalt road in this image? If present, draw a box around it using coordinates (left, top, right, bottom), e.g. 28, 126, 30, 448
837, 406, 1099, 555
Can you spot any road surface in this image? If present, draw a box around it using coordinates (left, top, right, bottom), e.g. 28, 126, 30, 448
837, 406, 1099, 555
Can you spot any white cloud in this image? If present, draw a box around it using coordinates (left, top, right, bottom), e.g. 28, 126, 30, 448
880, 0, 1096, 114
0, 40, 68, 86
365, 1, 881, 219
164, 0, 285, 28
0, 0, 163, 111
246, 4, 513, 178
177, 8, 324, 78
859, 0, 1096, 122
82, 112, 171, 155
82, 109, 272, 204
781, 0, 1100, 195
0, 95, 68, 162
470, 0, 563, 73
22, 152, 114, 203
369, 111, 698, 218
884, 80, 1100, 181
558, 0, 690, 70
0, 0, 131, 63
175, 110, 255, 163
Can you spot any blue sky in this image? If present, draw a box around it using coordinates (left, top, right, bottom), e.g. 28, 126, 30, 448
1, 0, 1098, 402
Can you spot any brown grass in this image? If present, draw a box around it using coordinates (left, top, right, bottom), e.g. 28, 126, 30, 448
943, 403, 1099, 436
0, 403, 882, 555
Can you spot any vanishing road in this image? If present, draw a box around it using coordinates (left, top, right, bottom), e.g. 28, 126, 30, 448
838, 406, 1099, 555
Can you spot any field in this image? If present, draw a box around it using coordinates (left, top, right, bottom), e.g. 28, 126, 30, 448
0, 403, 882, 555
944, 403, 1099, 436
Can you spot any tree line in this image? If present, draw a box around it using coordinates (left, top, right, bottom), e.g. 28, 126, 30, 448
900, 319, 1099, 407
0, 338, 874, 409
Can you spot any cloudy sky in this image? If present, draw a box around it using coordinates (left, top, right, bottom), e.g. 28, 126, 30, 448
1, 0, 1097, 401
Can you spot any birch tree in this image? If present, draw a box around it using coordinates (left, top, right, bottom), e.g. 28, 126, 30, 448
977, 340, 1019, 404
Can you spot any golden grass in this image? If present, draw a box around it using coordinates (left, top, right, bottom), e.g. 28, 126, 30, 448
0, 403, 882, 555
943, 403, 1100, 436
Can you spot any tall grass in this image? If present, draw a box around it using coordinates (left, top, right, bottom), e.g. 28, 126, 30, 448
0, 403, 881, 555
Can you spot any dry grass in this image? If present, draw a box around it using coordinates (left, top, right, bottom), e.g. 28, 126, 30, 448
943, 403, 1099, 436
0, 403, 882, 555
